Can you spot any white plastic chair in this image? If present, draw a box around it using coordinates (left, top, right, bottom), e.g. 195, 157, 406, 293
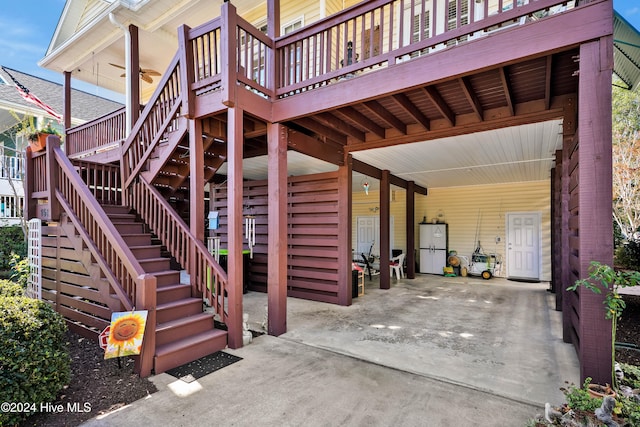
390, 253, 405, 279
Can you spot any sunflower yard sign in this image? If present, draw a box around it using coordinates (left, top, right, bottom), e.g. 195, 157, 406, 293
104, 311, 148, 359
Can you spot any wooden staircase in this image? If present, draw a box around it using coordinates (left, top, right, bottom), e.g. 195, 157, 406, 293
102, 203, 227, 374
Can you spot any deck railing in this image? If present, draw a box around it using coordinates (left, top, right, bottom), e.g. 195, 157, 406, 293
71, 159, 122, 205
66, 107, 126, 158
129, 176, 229, 322
274, 0, 574, 96
121, 53, 183, 188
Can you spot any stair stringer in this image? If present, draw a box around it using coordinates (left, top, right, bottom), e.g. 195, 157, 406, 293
141, 116, 189, 185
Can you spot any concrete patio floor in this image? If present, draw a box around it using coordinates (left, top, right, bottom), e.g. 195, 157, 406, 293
82, 274, 580, 426
243, 273, 580, 406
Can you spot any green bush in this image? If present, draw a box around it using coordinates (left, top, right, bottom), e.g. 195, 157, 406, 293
0, 295, 70, 426
615, 239, 640, 270
0, 225, 26, 270
0, 278, 24, 297
9, 254, 28, 289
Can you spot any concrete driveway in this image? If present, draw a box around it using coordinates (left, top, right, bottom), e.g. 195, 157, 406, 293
243, 274, 580, 406
82, 275, 579, 427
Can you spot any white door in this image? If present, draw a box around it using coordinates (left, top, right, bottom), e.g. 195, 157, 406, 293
357, 216, 376, 256
356, 216, 394, 257
506, 212, 540, 280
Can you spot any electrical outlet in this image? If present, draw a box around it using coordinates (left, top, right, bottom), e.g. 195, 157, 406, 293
495, 236, 501, 243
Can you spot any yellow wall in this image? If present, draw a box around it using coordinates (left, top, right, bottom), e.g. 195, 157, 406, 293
415, 181, 551, 280
352, 180, 552, 281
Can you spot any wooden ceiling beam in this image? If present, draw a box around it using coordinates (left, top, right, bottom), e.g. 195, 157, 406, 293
392, 93, 431, 131
421, 86, 454, 126
287, 128, 345, 166
294, 117, 348, 145
459, 77, 483, 122
335, 107, 386, 139
362, 100, 407, 134
498, 67, 514, 117
352, 158, 427, 195
315, 112, 366, 141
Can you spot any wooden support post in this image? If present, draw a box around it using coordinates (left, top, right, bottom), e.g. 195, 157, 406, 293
134, 274, 157, 378
337, 153, 352, 305
227, 106, 244, 348
63, 72, 71, 155
178, 24, 195, 118
221, 2, 237, 107
267, 122, 287, 335
577, 37, 614, 385
561, 133, 573, 345
406, 181, 416, 279
24, 147, 35, 220
45, 136, 60, 222
379, 170, 390, 289
267, 0, 280, 95
129, 24, 141, 125
189, 119, 205, 299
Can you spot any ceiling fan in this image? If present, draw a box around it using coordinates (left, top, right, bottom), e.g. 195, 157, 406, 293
109, 63, 161, 84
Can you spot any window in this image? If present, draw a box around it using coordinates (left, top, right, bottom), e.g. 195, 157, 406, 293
411, 11, 431, 57
0, 154, 23, 180
282, 18, 304, 85
0, 195, 24, 218
447, 0, 469, 46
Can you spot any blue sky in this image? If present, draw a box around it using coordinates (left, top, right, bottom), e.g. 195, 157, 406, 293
0, 0, 639, 101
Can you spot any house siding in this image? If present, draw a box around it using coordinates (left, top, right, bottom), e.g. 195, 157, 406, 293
416, 181, 551, 280
352, 180, 551, 281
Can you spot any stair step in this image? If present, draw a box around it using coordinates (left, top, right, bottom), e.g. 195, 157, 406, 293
157, 283, 192, 305
153, 270, 182, 287
120, 234, 152, 247
114, 222, 145, 234
154, 329, 228, 374
108, 213, 138, 223
139, 257, 171, 272
155, 312, 215, 347
130, 245, 162, 260
156, 298, 202, 324
101, 205, 132, 215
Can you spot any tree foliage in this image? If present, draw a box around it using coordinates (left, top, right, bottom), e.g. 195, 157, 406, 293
612, 86, 640, 241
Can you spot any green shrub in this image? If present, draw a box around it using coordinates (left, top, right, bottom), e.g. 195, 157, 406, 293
0, 278, 24, 297
615, 239, 640, 270
9, 254, 28, 289
0, 295, 70, 426
0, 225, 26, 270
560, 378, 602, 413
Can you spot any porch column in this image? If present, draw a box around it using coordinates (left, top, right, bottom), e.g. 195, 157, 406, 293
406, 181, 416, 279
337, 153, 352, 305
189, 119, 205, 290
379, 170, 390, 289
227, 106, 244, 348
576, 37, 614, 384
267, 122, 287, 335
560, 134, 574, 344
63, 71, 71, 155
128, 24, 140, 126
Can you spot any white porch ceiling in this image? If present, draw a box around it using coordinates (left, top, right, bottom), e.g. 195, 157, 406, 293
237, 120, 564, 192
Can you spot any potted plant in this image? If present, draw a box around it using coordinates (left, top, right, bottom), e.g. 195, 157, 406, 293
567, 261, 640, 391
28, 121, 61, 152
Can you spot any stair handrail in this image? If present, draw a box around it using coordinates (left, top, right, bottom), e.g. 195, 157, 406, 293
128, 175, 229, 322
121, 52, 183, 188
50, 137, 147, 310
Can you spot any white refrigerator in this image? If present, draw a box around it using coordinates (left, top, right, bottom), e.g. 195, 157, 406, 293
419, 223, 448, 275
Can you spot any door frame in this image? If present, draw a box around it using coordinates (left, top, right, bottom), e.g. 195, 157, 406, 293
505, 211, 542, 280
